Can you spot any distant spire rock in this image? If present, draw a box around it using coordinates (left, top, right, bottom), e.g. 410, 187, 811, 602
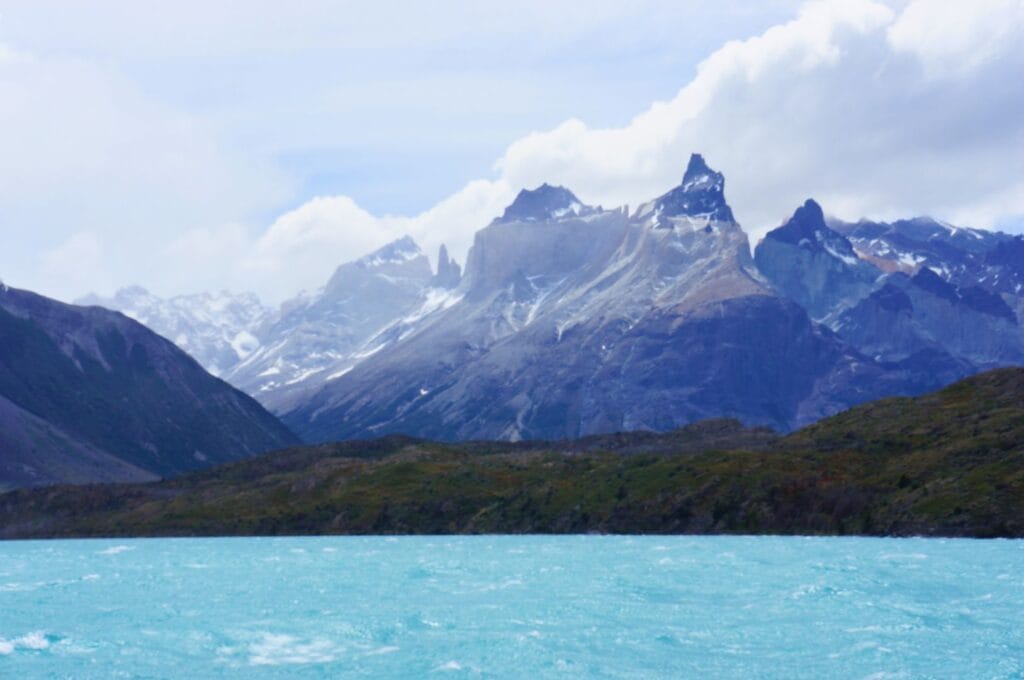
432, 244, 462, 289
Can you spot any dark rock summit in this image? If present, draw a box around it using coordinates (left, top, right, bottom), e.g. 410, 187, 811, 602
640, 153, 735, 225
494, 183, 597, 224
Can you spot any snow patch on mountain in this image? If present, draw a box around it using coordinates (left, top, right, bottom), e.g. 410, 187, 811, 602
77, 287, 269, 376
222, 236, 463, 412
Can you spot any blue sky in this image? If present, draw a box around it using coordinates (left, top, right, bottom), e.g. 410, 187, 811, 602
0, 1, 1022, 303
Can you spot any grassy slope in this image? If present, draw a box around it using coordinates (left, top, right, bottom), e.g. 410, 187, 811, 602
1, 368, 1021, 538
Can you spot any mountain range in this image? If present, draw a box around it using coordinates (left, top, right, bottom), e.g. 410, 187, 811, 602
71, 154, 1024, 447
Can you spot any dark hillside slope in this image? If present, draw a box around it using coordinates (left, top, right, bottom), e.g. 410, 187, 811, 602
0, 285, 299, 489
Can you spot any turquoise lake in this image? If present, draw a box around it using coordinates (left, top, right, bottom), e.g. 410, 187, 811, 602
1, 536, 1022, 678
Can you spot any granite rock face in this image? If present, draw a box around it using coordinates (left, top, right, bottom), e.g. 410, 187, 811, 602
754, 200, 880, 320
432, 244, 463, 290
224, 236, 438, 412
833, 268, 1024, 369
838, 218, 1022, 360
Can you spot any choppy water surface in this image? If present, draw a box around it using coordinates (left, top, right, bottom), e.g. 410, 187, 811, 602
1, 536, 1022, 678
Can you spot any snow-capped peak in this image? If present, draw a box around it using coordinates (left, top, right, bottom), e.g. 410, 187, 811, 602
356, 235, 424, 269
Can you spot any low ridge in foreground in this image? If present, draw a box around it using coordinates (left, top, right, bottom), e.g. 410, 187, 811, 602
1, 368, 1021, 539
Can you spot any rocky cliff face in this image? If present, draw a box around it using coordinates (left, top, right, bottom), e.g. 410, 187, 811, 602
432, 244, 462, 290
833, 268, 1023, 368
224, 236, 438, 412
641, 153, 735, 225
0, 285, 298, 490
754, 200, 880, 320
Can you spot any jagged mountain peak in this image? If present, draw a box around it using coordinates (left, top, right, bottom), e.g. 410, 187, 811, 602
771, 199, 827, 241
639, 153, 735, 226
229, 234, 435, 411
833, 215, 1003, 256
680, 152, 722, 190
494, 183, 596, 224
356, 235, 424, 269
323, 235, 432, 295
765, 199, 858, 259
77, 285, 153, 308
793, 198, 825, 225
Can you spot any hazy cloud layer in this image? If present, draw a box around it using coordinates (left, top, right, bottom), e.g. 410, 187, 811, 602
1, 1, 1022, 303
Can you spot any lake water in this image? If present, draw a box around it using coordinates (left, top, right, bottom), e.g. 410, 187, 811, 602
1, 536, 1022, 678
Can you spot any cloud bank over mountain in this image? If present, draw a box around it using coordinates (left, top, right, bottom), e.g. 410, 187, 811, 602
1, 0, 1022, 303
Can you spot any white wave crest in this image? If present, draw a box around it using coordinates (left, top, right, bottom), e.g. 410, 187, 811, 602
248, 633, 340, 666
0, 632, 50, 655
97, 545, 132, 555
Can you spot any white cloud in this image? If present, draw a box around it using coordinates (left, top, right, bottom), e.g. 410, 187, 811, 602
493, 0, 898, 212
0, 42, 27, 64
244, 197, 405, 285
888, 0, 1024, 75
40, 231, 109, 297
0, 37, 291, 301
178, 181, 517, 298
226, 0, 1023, 303
4, 1, 1023, 304
168, 222, 250, 262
